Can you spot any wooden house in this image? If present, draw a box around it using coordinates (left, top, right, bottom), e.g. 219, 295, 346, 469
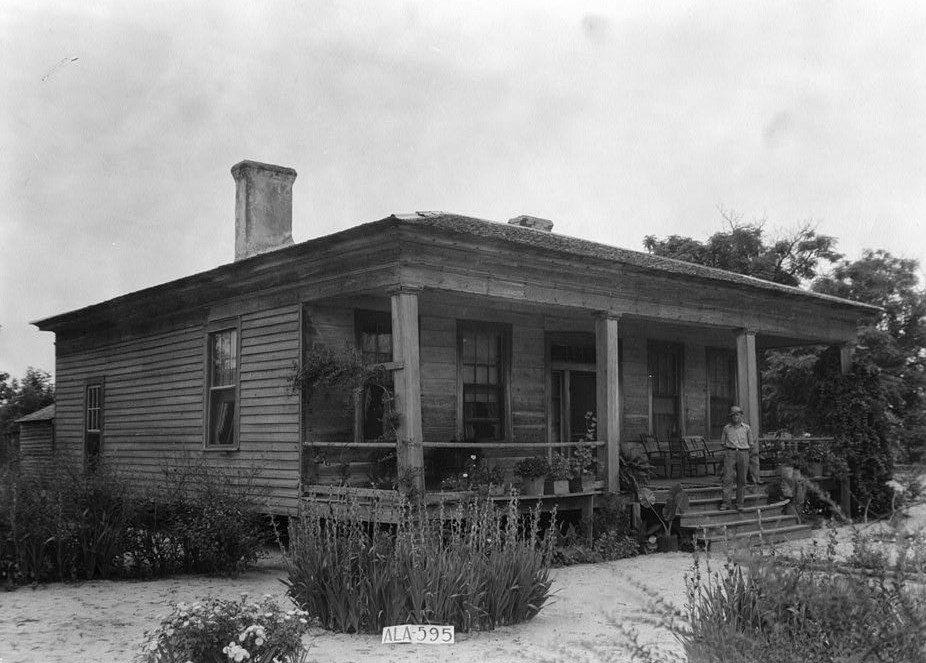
33, 160, 880, 513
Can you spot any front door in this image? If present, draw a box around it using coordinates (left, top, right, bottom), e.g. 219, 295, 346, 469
551, 370, 597, 442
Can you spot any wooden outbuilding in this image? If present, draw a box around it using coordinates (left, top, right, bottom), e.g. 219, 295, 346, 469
14, 404, 55, 479
32, 160, 880, 513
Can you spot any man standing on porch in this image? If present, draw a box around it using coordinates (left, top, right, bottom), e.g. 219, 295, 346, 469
720, 406, 755, 511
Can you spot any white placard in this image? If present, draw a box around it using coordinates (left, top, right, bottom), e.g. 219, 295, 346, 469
381, 624, 455, 644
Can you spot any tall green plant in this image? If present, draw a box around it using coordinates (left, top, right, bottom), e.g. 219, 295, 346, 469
284, 494, 554, 633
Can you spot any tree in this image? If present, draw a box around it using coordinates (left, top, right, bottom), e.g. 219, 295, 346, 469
813, 250, 926, 456
643, 210, 841, 286
0, 367, 55, 441
642, 218, 926, 514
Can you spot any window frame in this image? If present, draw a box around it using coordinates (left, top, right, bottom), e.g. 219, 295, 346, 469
84, 377, 104, 468
354, 309, 394, 442
456, 320, 512, 443
204, 320, 241, 450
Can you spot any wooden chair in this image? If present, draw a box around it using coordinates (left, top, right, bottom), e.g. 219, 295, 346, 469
688, 435, 722, 475
639, 433, 672, 478
679, 436, 715, 477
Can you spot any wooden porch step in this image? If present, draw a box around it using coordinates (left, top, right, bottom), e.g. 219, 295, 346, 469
685, 491, 768, 512
679, 499, 790, 527
690, 513, 799, 538
696, 522, 815, 551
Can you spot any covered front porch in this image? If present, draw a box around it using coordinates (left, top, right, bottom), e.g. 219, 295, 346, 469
299, 283, 857, 507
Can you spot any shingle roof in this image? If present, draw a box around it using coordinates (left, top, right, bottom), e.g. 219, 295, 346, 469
33, 211, 880, 330
16, 403, 55, 423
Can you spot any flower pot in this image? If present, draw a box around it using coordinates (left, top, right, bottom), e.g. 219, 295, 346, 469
780, 464, 794, 481
809, 462, 823, 478
520, 477, 545, 496
552, 479, 570, 495
656, 534, 678, 553
488, 484, 505, 497
581, 475, 596, 492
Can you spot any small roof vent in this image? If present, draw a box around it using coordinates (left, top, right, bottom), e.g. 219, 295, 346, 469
507, 215, 554, 232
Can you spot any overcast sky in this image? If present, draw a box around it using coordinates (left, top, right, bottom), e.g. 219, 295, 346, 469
2, 1, 924, 381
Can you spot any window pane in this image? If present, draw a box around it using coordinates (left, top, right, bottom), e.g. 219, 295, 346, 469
460, 326, 506, 441
210, 388, 236, 445
211, 330, 237, 387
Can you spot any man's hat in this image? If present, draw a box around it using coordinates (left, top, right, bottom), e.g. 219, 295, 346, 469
729, 406, 744, 415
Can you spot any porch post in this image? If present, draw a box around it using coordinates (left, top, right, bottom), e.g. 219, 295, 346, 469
596, 313, 621, 492
391, 288, 424, 495
735, 329, 761, 436
839, 343, 853, 375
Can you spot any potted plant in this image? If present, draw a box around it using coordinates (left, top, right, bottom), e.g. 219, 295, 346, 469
548, 451, 573, 495
570, 444, 597, 492
471, 456, 507, 496
806, 442, 825, 478
779, 451, 799, 481
639, 483, 689, 552
514, 456, 549, 496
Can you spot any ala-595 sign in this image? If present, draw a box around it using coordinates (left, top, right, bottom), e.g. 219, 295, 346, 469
381, 624, 455, 644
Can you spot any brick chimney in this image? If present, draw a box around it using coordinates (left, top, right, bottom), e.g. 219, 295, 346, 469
231, 160, 297, 261
507, 215, 554, 232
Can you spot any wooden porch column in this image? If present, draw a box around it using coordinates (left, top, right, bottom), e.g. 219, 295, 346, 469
735, 329, 761, 436
839, 343, 853, 375
596, 314, 621, 492
391, 289, 424, 495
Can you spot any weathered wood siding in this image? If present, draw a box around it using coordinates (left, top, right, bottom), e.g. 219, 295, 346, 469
620, 335, 650, 443
54, 304, 302, 513
18, 421, 54, 479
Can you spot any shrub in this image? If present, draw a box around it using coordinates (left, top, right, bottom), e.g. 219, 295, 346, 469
552, 493, 640, 566
135, 456, 270, 576
137, 595, 311, 663
0, 457, 131, 583
1, 454, 270, 584
284, 494, 555, 633
680, 532, 926, 662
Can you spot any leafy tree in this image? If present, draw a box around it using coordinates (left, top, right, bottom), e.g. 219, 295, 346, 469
0, 367, 55, 440
813, 250, 926, 456
644, 210, 841, 286
643, 216, 926, 514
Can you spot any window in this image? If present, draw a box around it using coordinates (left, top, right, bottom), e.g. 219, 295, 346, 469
207, 326, 238, 447
459, 322, 510, 442
355, 310, 393, 441
84, 381, 103, 467
707, 348, 737, 439
648, 341, 683, 440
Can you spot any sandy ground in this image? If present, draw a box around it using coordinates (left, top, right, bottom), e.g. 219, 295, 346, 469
0, 549, 694, 663
3, 499, 924, 663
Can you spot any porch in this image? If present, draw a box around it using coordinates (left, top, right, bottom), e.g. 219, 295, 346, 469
298, 277, 862, 520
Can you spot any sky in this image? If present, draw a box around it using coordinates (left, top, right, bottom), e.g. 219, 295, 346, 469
1, 1, 924, 381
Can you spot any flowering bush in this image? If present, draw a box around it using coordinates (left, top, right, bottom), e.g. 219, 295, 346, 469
137, 595, 311, 663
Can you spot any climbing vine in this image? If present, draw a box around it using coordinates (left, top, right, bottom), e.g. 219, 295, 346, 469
291, 343, 399, 442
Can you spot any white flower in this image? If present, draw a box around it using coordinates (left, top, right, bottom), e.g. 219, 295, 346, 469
886, 479, 906, 493
223, 642, 251, 662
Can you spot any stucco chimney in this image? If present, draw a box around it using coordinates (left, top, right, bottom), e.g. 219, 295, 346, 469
507, 215, 554, 232
231, 160, 297, 261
